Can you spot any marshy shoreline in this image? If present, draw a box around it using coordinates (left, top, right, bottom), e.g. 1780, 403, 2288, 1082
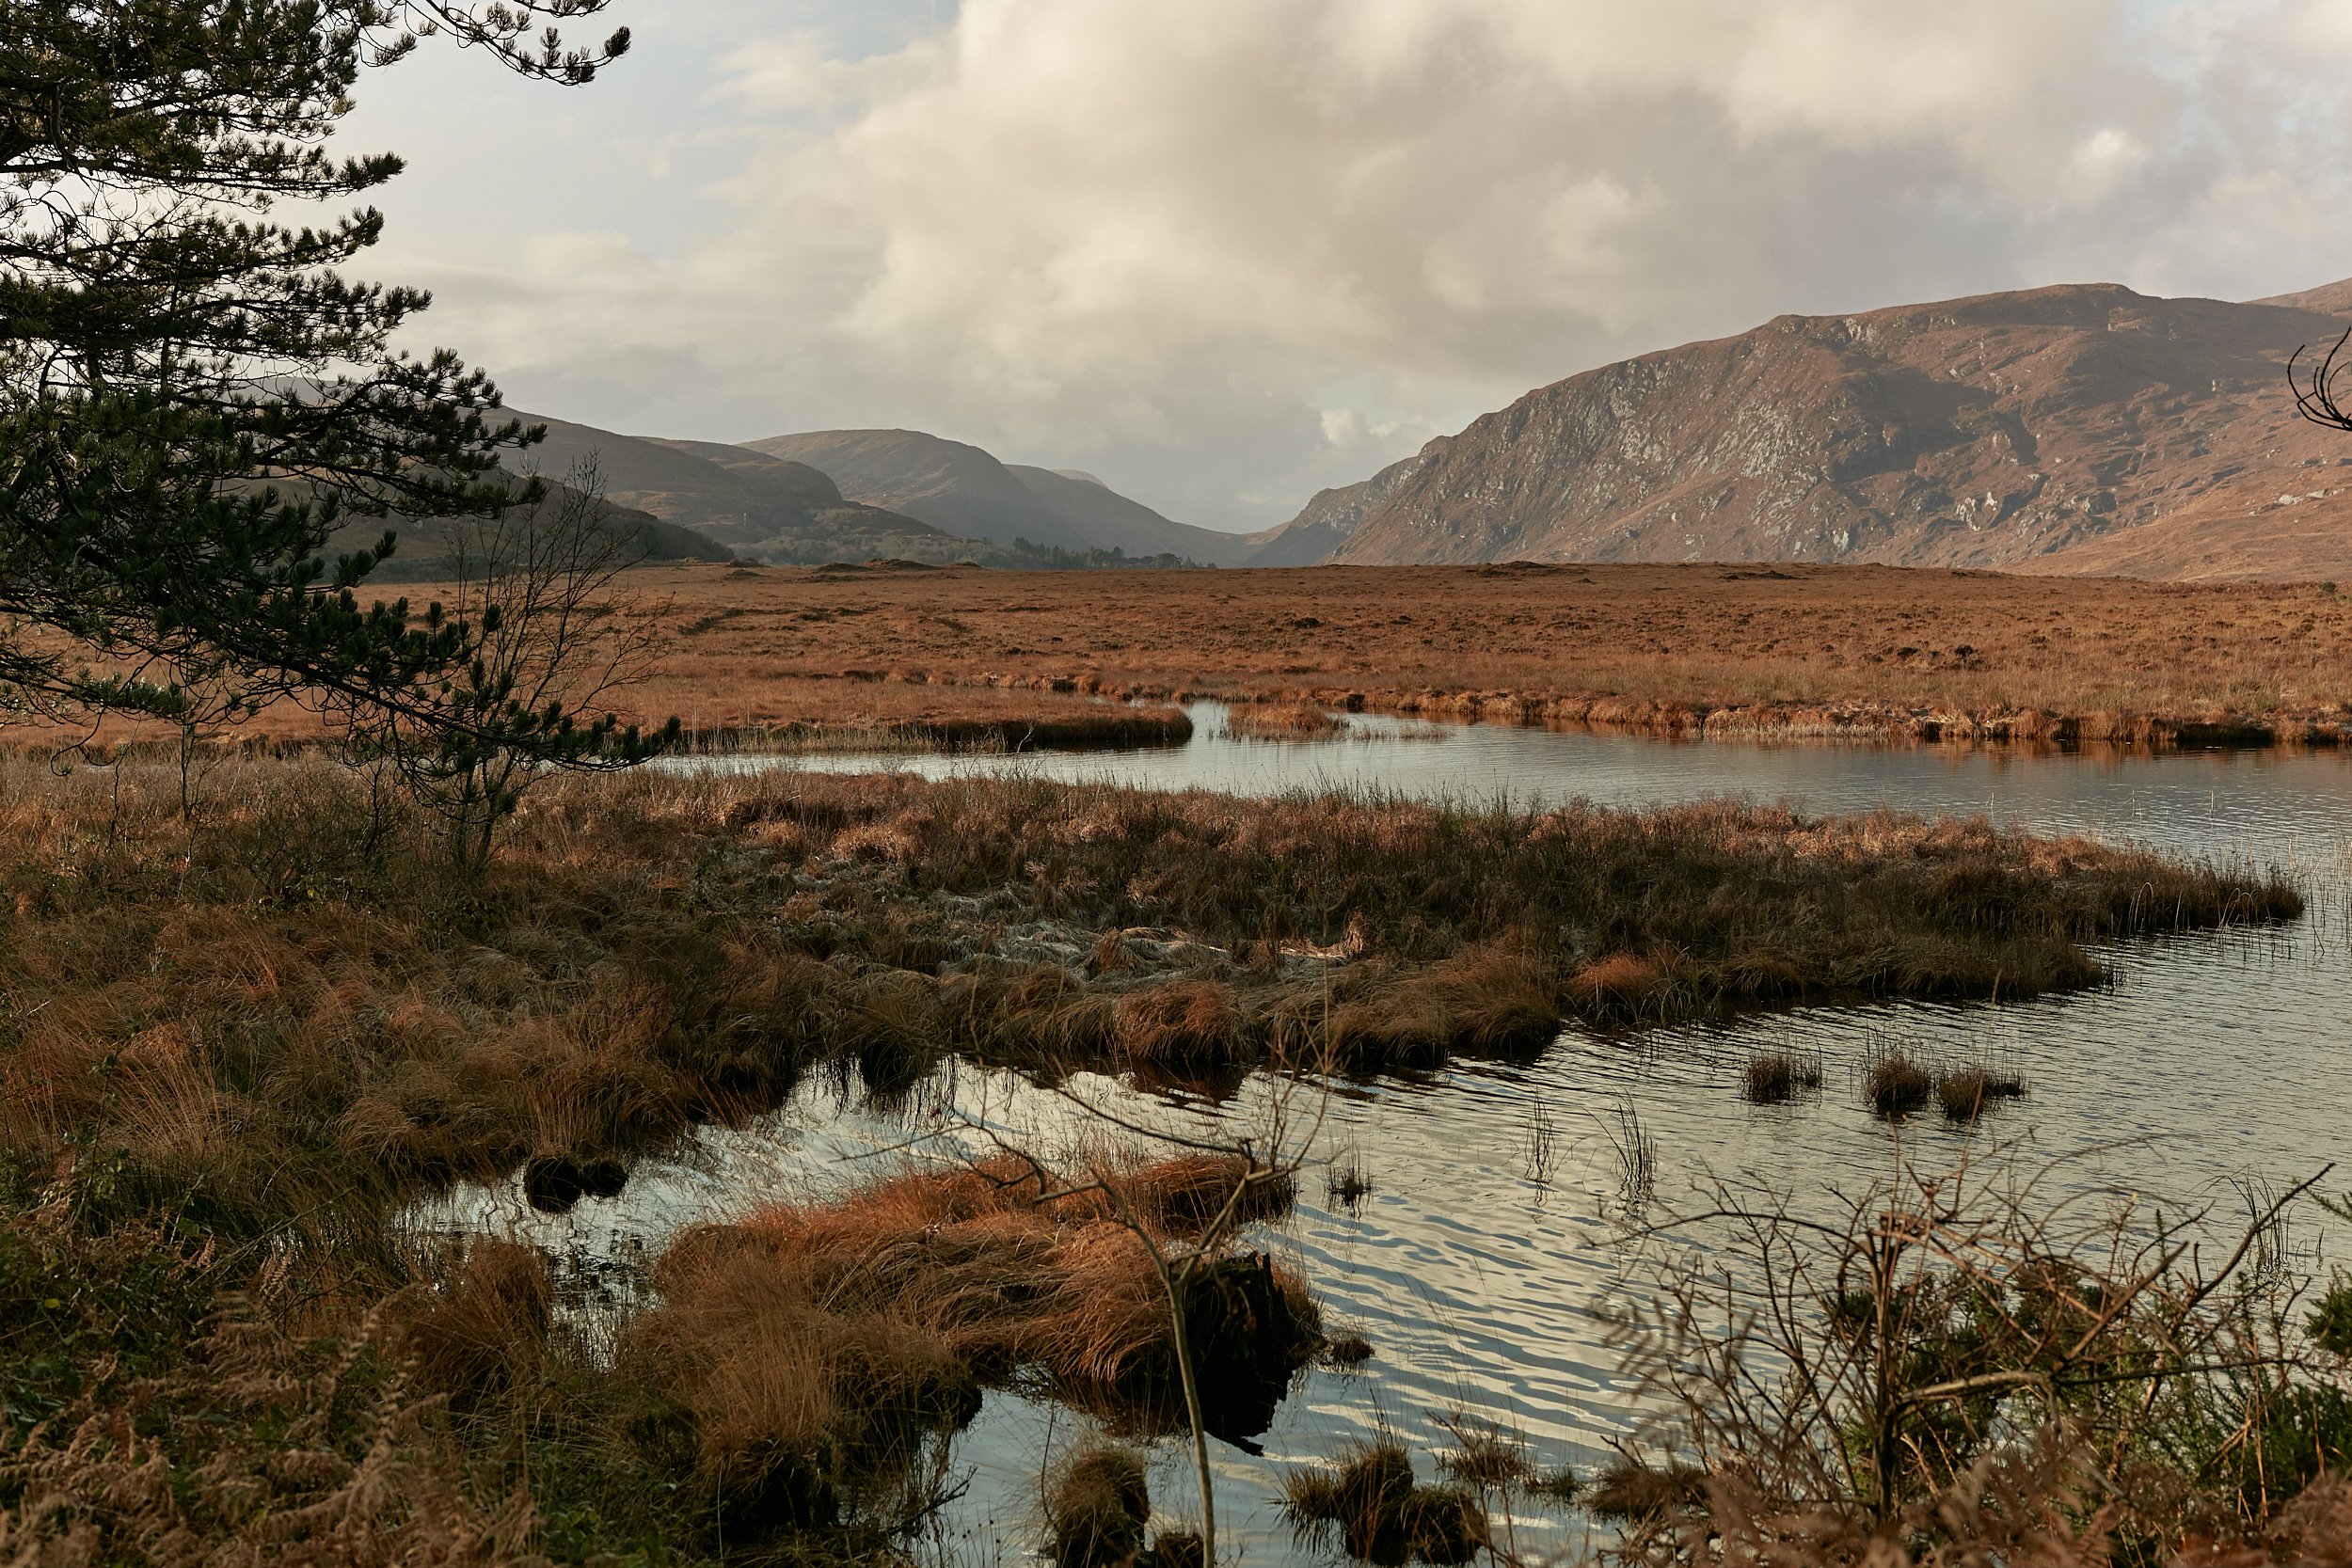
0, 752, 2316, 1564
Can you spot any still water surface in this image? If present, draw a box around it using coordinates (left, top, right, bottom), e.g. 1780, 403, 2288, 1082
463, 707, 2352, 1562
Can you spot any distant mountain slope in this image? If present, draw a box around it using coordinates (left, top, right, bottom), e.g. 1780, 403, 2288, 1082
331, 469, 732, 582
2021, 486, 2352, 581
746, 428, 1263, 564
1322, 280, 2352, 578
1246, 452, 1429, 565
2256, 278, 2352, 317
502, 412, 990, 564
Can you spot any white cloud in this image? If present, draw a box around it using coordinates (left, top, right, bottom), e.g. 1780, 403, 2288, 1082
363, 0, 2352, 529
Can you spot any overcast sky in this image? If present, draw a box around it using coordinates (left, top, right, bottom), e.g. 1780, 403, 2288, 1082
348, 0, 2352, 531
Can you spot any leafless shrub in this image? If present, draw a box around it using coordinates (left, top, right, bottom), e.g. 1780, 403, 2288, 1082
1606, 1151, 2341, 1562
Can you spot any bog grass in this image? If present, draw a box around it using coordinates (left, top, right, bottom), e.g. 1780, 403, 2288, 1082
576, 562, 2352, 749
1223, 702, 1346, 740
1742, 1053, 1825, 1104
0, 752, 2311, 1563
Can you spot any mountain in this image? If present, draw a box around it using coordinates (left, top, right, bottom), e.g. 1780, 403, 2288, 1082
1313, 280, 2352, 578
1246, 452, 1429, 566
744, 428, 1265, 564
501, 412, 984, 565
329, 469, 732, 582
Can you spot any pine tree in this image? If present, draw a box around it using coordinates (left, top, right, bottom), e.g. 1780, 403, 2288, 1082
0, 1, 670, 777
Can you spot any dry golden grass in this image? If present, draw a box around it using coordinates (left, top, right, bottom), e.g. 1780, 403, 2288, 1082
1220, 701, 1345, 740
626, 1153, 1318, 1523
580, 559, 2352, 746
36, 557, 2352, 755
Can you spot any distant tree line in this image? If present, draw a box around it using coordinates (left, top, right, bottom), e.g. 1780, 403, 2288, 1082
1006, 539, 1205, 570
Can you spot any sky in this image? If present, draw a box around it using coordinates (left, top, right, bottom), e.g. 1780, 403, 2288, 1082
347, 0, 2352, 532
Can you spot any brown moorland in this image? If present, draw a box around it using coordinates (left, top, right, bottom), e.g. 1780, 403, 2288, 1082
599, 560, 2352, 748
39, 558, 2352, 754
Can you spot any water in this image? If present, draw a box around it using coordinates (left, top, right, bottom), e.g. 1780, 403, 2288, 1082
475, 707, 2352, 1561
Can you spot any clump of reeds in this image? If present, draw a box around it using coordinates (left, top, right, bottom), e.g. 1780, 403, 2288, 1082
1282, 1439, 1488, 1566
1741, 1052, 1824, 1104
1435, 1415, 1539, 1492
1045, 1444, 1151, 1568
402, 1238, 554, 1400
1145, 1528, 1207, 1568
1865, 1053, 1935, 1117
1327, 1155, 1374, 1210
1936, 1067, 2026, 1121
1223, 703, 1345, 741
1584, 1455, 1709, 1525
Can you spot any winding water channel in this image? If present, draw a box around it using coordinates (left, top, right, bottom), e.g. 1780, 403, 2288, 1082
434, 705, 2352, 1564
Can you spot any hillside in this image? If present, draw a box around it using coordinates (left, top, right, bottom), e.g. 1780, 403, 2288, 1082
327, 469, 731, 582
1310, 281, 2352, 578
1246, 452, 1429, 565
746, 428, 1267, 564
503, 412, 985, 565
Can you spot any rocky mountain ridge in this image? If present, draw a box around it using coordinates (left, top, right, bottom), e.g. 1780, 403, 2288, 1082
1294, 280, 2352, 580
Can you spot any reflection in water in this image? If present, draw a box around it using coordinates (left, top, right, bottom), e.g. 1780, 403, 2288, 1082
523, 710, 2352, 1560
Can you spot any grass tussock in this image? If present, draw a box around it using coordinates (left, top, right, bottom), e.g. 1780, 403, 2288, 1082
1583, 1454, 1711, 1525
1742, 1052, 1824, 1104
1281, 1439, 1488, 1567
401, 1237, 554, 1400
1317, 947, 1562, 1072
1113, 978, 1249, 1070
1223, 702, 1346, 740
1866, 1053, 1937, 1117
1938, 1066, 2028, 1121
621, 1152, 1318, 1524
1045, 1445, 1151, 1568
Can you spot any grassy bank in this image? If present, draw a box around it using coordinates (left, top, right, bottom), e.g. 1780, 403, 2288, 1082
0, 755, 2303, 1561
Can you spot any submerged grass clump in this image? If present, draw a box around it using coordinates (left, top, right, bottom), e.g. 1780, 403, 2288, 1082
1865, 1053, 1936, 1117
1282, 1439, 1489, 1567
1937, 1066, 2027, 1120
1046, 1445, 1152, 1568
1742, 1052, 1825, 1103
1223, 703, 1346, 741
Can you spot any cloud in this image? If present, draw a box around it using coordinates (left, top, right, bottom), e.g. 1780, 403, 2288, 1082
370, 0, 2352, 530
